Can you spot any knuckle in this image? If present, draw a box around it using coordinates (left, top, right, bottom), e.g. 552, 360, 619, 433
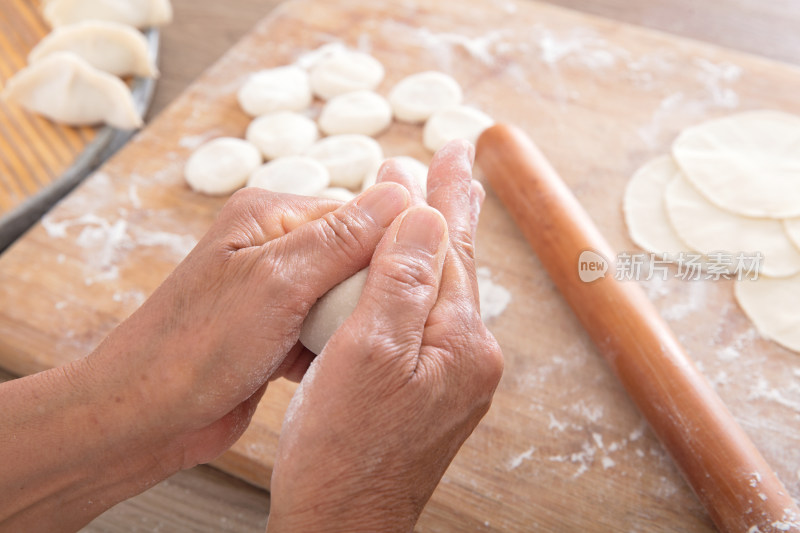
449, 226, 476, 262
318, 210, 368, 263
374, 254, 439, 300
478, 332, 505, 389
224, 186, 267, 214
259, 246, 307, 302
439, 319, 504, 394
215, 188, 278, 246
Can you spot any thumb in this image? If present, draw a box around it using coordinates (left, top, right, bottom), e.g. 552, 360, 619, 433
270, 182, 410, 300
326, 206, 449, 366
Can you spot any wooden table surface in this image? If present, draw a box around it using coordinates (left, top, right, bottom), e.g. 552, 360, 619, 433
1, 0, 798, 531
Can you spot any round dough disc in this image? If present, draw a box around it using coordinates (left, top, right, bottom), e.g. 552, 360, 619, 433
237, 65, 312, 117
318, 90, 392, 137
734, 275, 800, 353
423, 106, 494, 152
783, 219, 800, 252
247, 156, 330, 196
309, 50, 384, 100
305, 134, 383, 189
665, 173, 800, 278
623, 155, 690, 258
300, 268, 369, 355
246, 111, 319, 160
389, 71, 463, 123
185, 137, 262, 196
316, 187, 357, 202
362, 156, 428, 194
671, 110, 800, 218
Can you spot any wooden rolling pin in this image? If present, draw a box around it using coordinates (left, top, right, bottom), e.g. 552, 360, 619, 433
476, 124, 800, 533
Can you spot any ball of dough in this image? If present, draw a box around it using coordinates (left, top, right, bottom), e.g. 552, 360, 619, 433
423, 105, 494, 152
309, 50, 385, 100
623, 155, 689, 258
389, 71, 463, 123
305, 134, 383, 189
185, 137, 262, 196
672, 110, 800, 218
734, 275, 800, 353
316, 187, 357, 202
665, 174, 800, 278
299, 268, 369, 355
318, 90, 392, 137
783, 219, 800, 251
362, 156, 428, 194
237, 66, 312, 117
247, 156, 330, 196
246, 111, 319, 160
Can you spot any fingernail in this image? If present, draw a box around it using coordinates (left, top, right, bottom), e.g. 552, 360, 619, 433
376, 159, 409, 184
396, 207, 447, 254
358, 184, 409, 227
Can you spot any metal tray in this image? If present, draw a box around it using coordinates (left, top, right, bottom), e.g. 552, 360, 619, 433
0, 22, 160, 252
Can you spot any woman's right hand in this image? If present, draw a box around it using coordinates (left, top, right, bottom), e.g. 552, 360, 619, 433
268, 140, 504, 532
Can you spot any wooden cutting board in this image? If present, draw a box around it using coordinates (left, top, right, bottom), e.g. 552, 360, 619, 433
1, 0, 799, 530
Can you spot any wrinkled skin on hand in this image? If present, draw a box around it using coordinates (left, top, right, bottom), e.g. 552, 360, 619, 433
91, 180, 413, 470
0, 140, 502, 533
268, 140, 504, 533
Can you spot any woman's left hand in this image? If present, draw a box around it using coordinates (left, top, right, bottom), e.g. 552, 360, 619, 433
0, 181, 410, 531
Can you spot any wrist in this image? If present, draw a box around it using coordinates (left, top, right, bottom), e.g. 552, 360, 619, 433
267, 470, 422, 533
0, 346, 180, 530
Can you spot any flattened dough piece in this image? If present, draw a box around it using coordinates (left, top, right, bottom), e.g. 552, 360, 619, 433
623, 155, 689, 257
783, 219, 800, 252
184, 137, 262, 195
362, 156, 428, 194
389, 71, 463, 123
44, 0, 173, 28
238, 66, 312, 117
305, 134, 383, 189
318, 90, 392, 137
423, 106, 493, 152
28, 20, 158, 78
672, 110, 800, 218
735, 275, 800, 353
665, 173, 800, 278
247, 156, 330, 196
246, 111, 319, 160
309, 50, 384, 100
2, 52, 141, 129
300, 268, 368, 355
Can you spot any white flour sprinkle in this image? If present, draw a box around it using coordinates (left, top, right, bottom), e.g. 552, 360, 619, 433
748, 377, 800, 413
416, 27, 508, 65
128, 184, 142, 209
548, 413, 569, 432
294, 42, 348, 70
507, 446, 536, 470
43, 210, 198, 286
477, 267, 511, 321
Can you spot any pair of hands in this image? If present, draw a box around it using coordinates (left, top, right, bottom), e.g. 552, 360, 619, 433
0, 140, 502, 531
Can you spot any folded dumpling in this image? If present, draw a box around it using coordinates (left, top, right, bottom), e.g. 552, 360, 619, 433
29, 20, 158, 78
2, 52, 143, 129
44, 0, 173, 29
